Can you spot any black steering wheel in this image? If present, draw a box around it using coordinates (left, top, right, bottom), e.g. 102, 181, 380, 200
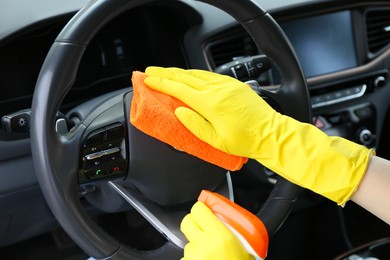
31, 0, 311, 259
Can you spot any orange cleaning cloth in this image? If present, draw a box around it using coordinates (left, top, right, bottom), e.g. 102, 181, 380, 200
130, 71, 248, 171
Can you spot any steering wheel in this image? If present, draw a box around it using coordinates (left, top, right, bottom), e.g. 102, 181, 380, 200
31, 0, 311, 259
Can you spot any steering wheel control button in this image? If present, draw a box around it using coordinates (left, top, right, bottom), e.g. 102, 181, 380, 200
79, 123, 127, 184
84, 147, 121, 164
107, 162, 126, 176
83, 147, 122, 166
85, 129, 106, 147
1, 109, 31, 133
85, 167, 107, 180
106, 123, 124, 139
103, 147, 121, 156
82, 160, 127, 181
85, 151, 105, 161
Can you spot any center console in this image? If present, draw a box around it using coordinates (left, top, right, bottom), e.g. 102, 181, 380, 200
313, 102, 376, 149
310, 72, 387, 150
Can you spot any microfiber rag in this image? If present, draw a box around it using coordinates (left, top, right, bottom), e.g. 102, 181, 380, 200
130, 71, 248, 171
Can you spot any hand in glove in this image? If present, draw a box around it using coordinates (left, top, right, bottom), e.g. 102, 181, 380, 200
181, 201, 255, 260
144, 66, 374, 205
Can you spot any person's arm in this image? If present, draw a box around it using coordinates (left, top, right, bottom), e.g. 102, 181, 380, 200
351, 155, 390, 224
144, 67, 388, 223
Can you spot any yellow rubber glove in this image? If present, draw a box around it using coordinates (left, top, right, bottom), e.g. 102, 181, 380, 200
144, 66, 374, 205
181, 201, 255, 260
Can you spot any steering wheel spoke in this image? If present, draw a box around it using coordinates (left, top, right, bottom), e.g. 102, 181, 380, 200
109, 181, 188, 249
108, 171, 234, 249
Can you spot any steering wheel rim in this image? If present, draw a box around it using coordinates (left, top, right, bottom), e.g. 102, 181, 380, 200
31, 0, 311, 259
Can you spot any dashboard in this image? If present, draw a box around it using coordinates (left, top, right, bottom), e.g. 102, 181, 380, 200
199, 1, 390, 153
0, 4, 193, 122
1, 0, 390, 259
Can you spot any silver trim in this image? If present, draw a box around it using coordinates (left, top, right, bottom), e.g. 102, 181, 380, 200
85, 147, 120, 160
226, 171, 234, 201
108, 181, 188, 248
108, 172, 234, 249
312, 84, 367, 108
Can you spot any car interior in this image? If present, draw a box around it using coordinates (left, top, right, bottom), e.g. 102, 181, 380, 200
1, 0, 390, 259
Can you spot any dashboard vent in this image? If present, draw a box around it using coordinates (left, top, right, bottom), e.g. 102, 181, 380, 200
206, 27, 258, 68
366, 9, 390, 54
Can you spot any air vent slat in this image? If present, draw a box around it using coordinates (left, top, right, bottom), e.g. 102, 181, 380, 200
206, 27, 258, 68
368, 34, 390, 43
365, 9, 390, 53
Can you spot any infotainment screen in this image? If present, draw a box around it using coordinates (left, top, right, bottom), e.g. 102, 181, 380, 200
280, 10, 357, 78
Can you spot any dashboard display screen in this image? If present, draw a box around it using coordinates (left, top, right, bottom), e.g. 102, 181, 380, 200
281, 11, 357, 77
